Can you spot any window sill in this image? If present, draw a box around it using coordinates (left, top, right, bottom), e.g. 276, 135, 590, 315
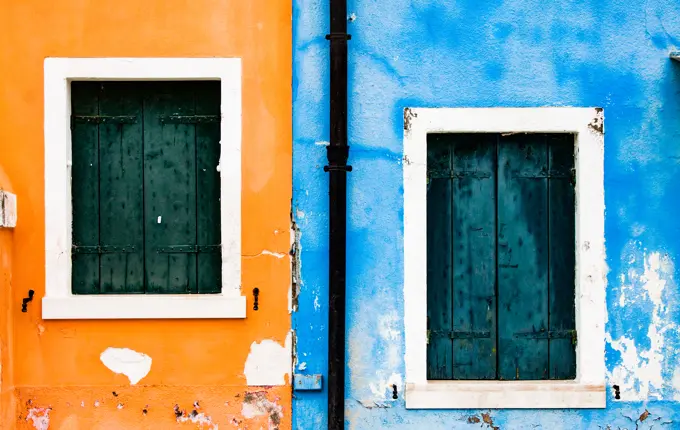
405, 381, 606, 409
42, 294, 246, 319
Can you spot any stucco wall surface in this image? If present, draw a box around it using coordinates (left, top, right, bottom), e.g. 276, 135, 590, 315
0, 0, 292, 428
292, 0, 680, 428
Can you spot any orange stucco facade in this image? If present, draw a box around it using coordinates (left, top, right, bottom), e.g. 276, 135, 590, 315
0, 0, 292, 428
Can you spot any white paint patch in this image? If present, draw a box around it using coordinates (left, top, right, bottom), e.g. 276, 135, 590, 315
100, 347, 152, 385
313, 295, 320, 311
288, 284, 293, 314
314, 140, 329, 146
26, 407, 50, 430
157, 216, 162, 224
298, 362, 307, 371
607, 251, 678, 401
673, 366, 680, 401
261, 250, 286, 259
246, 250, 286, 259
244, 332, 292, 386
368, 372, 403, 401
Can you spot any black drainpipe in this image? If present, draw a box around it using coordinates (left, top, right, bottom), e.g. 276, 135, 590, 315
325, 0, 351, 426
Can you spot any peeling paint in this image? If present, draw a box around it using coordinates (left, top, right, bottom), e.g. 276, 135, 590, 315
100, 347, 152, 385
242, 391, 283, 430
26, 407, 50, 430
244, 332, 292, 386
607, 251, 678, 401
244, 250, 286, 259
174, 404, 218, 429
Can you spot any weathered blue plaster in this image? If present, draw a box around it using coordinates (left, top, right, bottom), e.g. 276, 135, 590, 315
293, 0, 680, 427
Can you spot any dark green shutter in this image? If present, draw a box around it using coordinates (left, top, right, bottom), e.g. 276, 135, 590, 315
426, 133, 576, 380
71, 83, 102, 294
71, 81, 222, 295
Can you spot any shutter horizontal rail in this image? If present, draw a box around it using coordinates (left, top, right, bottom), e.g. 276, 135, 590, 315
429, 170, 492, 179
158, 115, 220, 124
71, 115, 138, 125
509, 169, 574, 179
513, 329, 577, 342
429, 330, 492, 339
155, 245, 221, 253
72, 245, 136, 254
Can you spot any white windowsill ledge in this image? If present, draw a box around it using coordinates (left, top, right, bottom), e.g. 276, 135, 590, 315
42, 294, 246, 319
406, 381, 606, 409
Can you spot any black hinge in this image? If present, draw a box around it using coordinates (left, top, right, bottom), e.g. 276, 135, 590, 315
72, 245, 136, 254
156, 245, 221, 254
158, 115, 220, 124
71, 115, 137, 127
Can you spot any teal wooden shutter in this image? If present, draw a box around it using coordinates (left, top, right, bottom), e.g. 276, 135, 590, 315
427, 134, 497, 380
426, 133, 576, 380
547, 134, 577, 379
427, 138, 454, 379
497, 134, 551, 380
71, 81, 222, 295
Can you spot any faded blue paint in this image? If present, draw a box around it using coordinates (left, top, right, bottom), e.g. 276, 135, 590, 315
293, 0, 680, 427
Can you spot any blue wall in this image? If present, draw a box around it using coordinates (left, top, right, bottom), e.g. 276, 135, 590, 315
292, 0, 680, 428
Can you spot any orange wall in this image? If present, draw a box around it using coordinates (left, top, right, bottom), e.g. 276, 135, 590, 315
0, 166, 17, 427
0, 0, 292, 428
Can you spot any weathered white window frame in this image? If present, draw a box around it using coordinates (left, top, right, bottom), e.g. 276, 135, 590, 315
403, 107, 606, 409
43, 58, 245, 319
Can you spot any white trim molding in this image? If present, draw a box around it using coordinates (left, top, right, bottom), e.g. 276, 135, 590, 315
403, 107, 606, 409
43, 57, 245, 320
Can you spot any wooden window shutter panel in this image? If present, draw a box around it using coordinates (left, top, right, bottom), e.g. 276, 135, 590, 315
71, 82, 102, 294
194, 82, 222, 294
97, 82, 145, 294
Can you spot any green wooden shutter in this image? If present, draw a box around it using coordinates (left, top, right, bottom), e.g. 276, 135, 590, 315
194, 83, 223, 294
98, 83, 145, 294
71, 82, 102, 294
143, 82, 222, 294
426, 133, 576, 381
71, 81, 222, 295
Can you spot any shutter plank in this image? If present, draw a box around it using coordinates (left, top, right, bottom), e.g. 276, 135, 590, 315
451, 135, 497, 379
426, 135, 453, 379
144, 83, 198, 293
548, 135, 577, 379
71, 82, 101, 294
194, 82, 222, 294
498, 134, 550, 380
98, 83, 144, 293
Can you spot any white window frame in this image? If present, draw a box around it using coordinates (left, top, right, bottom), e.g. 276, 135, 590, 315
43, 58, 245, 319
403, 107, 606, 409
